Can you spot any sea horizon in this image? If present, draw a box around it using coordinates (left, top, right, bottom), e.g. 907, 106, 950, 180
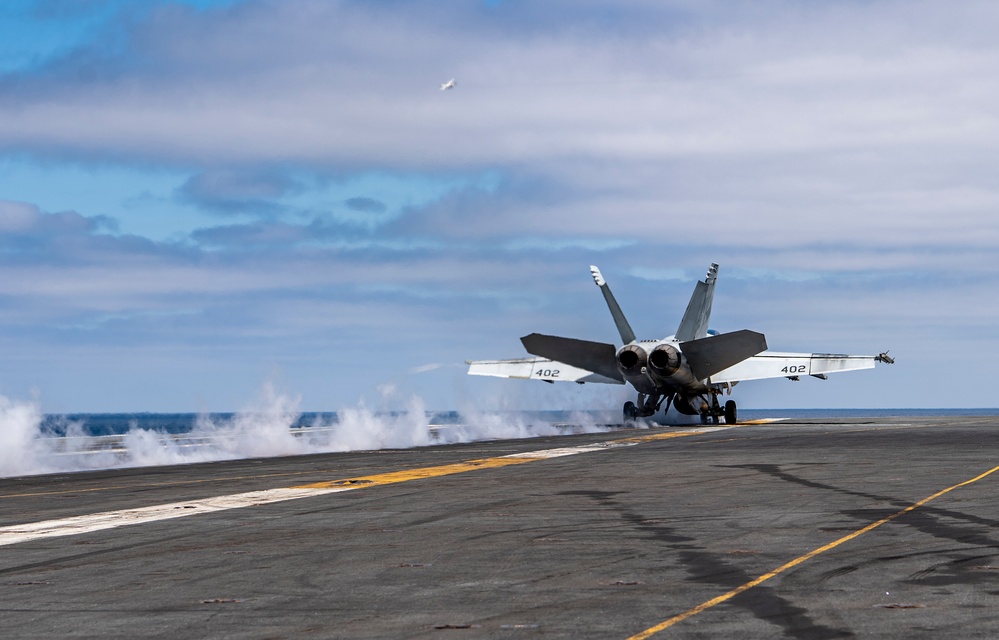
38, 407, 999, 437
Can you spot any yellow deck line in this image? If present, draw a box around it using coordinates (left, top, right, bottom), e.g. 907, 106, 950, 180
296, 429, 707, 489
296, 456, 535, 489
626, 463, 999, 639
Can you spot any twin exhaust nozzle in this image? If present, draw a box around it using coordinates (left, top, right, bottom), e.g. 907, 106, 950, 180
616, 343, 682, 378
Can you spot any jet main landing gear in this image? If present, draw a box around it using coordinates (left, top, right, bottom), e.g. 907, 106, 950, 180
699, 395, 738, 425
623, 393, 670, 423
626, 392, 736, 425
623, 401, 639, 420
724, 400, 737, 425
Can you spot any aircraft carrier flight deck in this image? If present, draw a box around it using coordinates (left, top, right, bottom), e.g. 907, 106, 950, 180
2, 416, 998, 639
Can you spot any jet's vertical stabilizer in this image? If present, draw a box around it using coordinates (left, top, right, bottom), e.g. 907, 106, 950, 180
590, 265, 636, 345
675, 263, 719, 342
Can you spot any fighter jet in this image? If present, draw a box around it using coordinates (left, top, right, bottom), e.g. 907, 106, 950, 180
467, 264, 893, 424
440, 78, 456, 91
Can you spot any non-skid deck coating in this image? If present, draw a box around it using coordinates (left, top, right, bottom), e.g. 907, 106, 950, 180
1, 416, 998, 639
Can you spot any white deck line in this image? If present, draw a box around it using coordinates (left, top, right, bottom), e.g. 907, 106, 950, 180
0, 426, 728, 547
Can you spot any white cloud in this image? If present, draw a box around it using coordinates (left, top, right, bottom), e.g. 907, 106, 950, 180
0, 1, 997, 410
0, 200, 40, 231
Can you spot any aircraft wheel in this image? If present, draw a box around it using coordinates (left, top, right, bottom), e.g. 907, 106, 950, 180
623, 401, 638, 422
724, 400, 737, 424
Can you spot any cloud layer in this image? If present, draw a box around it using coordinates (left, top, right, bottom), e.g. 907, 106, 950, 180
0, 0, 997, 411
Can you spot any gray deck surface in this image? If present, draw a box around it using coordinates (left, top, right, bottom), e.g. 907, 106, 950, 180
2, 416, 998, 638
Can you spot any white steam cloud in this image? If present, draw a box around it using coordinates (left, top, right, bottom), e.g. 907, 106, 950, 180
0, 384, 624, 479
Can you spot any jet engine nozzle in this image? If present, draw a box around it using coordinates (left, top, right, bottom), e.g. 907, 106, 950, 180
648, 344, 682, 377
616, 344, 648, 376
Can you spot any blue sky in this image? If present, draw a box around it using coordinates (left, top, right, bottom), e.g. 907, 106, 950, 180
1, 0, 997, 412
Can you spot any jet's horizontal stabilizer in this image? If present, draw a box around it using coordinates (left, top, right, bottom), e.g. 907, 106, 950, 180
521, 333, 623, 383
681, 329, 768, 381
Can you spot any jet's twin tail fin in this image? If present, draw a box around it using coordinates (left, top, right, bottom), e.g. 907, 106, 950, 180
675, 263, 719, 342
590, 265, 636, 345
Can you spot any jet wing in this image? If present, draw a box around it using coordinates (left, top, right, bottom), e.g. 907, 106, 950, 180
466, 357, 625, 385
710, 352, 879, 384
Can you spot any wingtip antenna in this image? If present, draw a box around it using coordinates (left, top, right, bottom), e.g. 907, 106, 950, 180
705, 263, 719, 285
590, 265, 605, 287
876, 351, 895, 365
